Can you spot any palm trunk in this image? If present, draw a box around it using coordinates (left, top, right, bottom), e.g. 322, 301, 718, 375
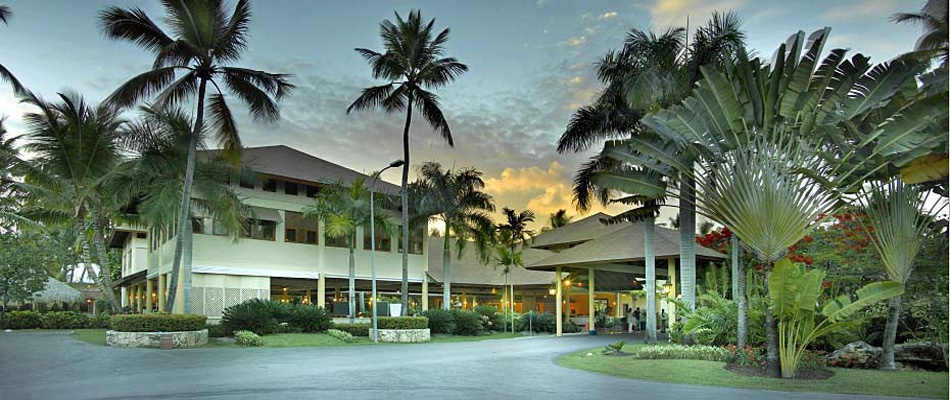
764, 260, 781, 378
399, 93, 413, 316
645, 216, 657, 344
510, 279, 514, 332
165, 78, 207, 314
442, 232, 451, 310
89, 211, 120, 311
680, 178, 696, 313
75, 212, 107, 308
881, 295, 903, 370
503, 272, 508, 332
348, 234, 356, 324
735, 236, 748, 349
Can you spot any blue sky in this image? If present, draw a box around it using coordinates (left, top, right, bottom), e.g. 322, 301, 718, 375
0, 0, 925, 229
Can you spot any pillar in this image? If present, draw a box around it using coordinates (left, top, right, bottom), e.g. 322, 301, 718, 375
668, 258, 678, 327
317, 276, 326, 308
555, 266, 563, 337
588, 268, 595, 333
158, 274, 166, 312
145, 279, 154, 314
133, 284, 140, 313
306, 288, 312, 305
421, 279, 429, 311
121, 287, 128, 308
615, 292, 621, 317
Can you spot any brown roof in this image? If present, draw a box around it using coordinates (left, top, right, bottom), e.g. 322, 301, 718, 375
529, 212, 628, 248
527, 222, 727, 270
239, 145, 401, 194
427, 237, 556, 286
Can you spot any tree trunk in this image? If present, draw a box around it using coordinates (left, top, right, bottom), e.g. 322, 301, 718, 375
510, 279, 515, 332
89, 210, 120, 310
735, 236, 747, 349
881, 294, 903, 370
348, 235, 356, 324
645, 216, 657, 344
399, 93, 413, 316
165, 78, 207, 314
442, 232, 451, 310
503, 272, 508, 332
764, 260, 781, 378
680, 178, 696, 312
75, 213, 107, 308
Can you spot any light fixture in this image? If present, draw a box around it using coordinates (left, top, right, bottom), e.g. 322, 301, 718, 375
563, 279, 571, 286
548, 288, 556, 295
370, 159, 405, 344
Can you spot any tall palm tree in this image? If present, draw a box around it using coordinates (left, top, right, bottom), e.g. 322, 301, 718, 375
892, 0, 948, 69
414, 162, 494, 310
545, 209, 572, 231
348, 10, 468, 314
303, 177, 393, 323
0, 118, 28, 230
99, 0, 293, 313
859, 180, 947, 370
0, 5, 25, 94
496, 207, 535, 331
18, 92, 124, 310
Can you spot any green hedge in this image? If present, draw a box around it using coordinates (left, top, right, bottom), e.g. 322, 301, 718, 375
334, 323, 370, 337
110, 314, 207, 332
449, 309, 484, 336
0, 311, 42, 329
41, 311, 90, 329
377, 316, 428, 330
420, 309, 455, 334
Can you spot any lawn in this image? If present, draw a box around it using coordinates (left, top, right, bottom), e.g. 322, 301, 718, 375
558, 347, 949, 399
73, 329, 108, 346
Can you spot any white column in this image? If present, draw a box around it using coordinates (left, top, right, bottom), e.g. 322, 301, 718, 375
158, 274, 166, 311
317, 276, 326, 308
145, 279, 153, 314
421, 279, 429, 311
588, 267, 595, 333
668, 258, 677, 327
555, 267, 563, 337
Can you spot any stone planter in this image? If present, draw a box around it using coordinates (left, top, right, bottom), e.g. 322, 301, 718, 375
106, 329, 208, 349
372, 328, 430, 343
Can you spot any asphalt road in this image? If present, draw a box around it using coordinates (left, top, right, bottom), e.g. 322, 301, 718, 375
0, 331, 920, 400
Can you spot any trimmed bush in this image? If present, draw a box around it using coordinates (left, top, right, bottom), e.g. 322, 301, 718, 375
41, 311, 89, 329
516, 312, 556, 333
234, 330, 263, 347
633, 344, 730, 362
89, 313, 112, 329
221, 298, 291, 335
449, 309, 484, 336
287, 304, 333, 333
110, 314, 207, 332
377, 316, 428, 330
421, 309, 455, 334
474, 305, 505, 331
327, 328, 356, 343
334, 323, 370, 337
0, 310, 42, 329
206, 323, 232, 338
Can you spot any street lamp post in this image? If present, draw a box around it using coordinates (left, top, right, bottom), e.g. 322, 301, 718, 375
370, 159, 405, 343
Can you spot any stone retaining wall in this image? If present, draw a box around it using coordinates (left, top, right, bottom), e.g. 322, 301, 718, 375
106, 329, 208, 348
374, 328, 430, 343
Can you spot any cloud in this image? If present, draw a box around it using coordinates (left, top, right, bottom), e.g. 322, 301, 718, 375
566, 36, 587, 47
823, 0, 900, 22
598, 11, 619, 20
537, 0, 549, 5
650, 0, 746, 29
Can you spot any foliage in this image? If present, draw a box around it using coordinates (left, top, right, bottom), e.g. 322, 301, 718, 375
110, 313, 207, 332
797, 349, 830, 371
333, 323, 370, 337
449, 309, 484, 336
89, 313, 111, 329
234, 330, 264, 347
682, 293, 738, 346
516, 311, 557, 333
603, 340, 626, 354
220, 298, 291, 335
206, 323, 232, 338
474, 305, 504, 331
40, 311, 90, 329
0, 232, 55, 305
326, 328, 356, 343
632, 344, 730, 362
0, 310, 41, 329
377, 316, 428, 330
725, 345, 766, 368
421, 309, 455, 334
286, 304, 333, 333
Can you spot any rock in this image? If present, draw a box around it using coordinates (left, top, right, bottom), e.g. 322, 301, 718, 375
894, 342, 948, 372
827, 341, 882, 369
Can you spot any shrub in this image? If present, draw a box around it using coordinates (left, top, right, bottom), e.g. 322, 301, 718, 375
221, 298, 291, 335
326, 328, 356, 343
41, 311, 89, 329
234, 330, 263, 347
725, 345, 766, 368
206, 323, 232, 338
474, 305, 504, 331
335, 323, 370, 337
516, 312, 556, 333
633, 345, 730, 362
89, 313, 112, 329
377, 316, 428, 330
421, 309, 455, 334
797, 349, 829, 371
110, 314, 207, 332
287, 304, 333, 333
450, 309, 484, 336
0, 310, 42, 329
604, 340, 626, 354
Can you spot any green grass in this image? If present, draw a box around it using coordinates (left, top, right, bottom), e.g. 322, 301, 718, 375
260, 333, 374, 347
428, 332, 522, 343
558, 347, 949, 399
73, 329, 108, 346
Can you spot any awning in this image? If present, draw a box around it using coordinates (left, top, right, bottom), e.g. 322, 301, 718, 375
192, 264, 318, 279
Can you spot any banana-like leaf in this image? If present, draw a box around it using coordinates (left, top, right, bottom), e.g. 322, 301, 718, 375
821, 281, 903, 323
900, 154, 949, 184
591, 170, 667, 199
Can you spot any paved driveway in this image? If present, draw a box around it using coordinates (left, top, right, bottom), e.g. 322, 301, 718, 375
0, 331, 917, 400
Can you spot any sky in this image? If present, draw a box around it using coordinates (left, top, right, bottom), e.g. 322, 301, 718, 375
0, 0, 927, 231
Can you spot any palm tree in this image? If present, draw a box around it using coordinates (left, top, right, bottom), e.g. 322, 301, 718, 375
859, 180, 947, 370
0, 118, 28, 230
496, 207, 535, 331
544, 209, 572, 231
303, 177, 392, 323
18, 92, 124, 310
892, 0, 948, 69
414, 162, 494, 310
348, 10, 468, 314
0, 5, 25, 94
99, 0, 293, 313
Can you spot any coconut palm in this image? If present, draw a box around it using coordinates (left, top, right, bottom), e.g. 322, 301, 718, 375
892, 0, 948, 69
414, 162, 494, 310
17, 92, 124, 310
0, 118, 28, 230
348, 10, 468, 314
859, 180, 948, 370
496, 207, 535, 331
303, 177, 393, 323
544, 209, 572, 231
0, 5, 25, 94
99, 0, 293, 313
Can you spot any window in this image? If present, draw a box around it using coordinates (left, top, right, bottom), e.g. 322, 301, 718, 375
326, 234, 349, 248
242, 219, 276, 241
239, 180, 254, 189
262, 179, 277, 192
136, 232, 147, 239
284, 211, 318, 245
305, 185, 319, 198
192, 217, 205, 234
284, 182, 299, 196
363, 226, 392, 251
398, 227, 424, 255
